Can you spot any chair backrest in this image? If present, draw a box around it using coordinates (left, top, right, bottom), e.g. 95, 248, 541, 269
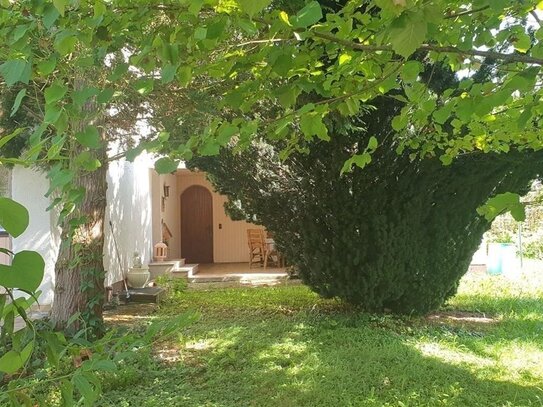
247, 229, 266, 249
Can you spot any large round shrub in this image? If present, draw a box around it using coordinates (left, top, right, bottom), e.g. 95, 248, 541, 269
191, 98, 542, 314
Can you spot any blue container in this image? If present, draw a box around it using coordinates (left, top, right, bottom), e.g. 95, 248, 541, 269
487, 243, 516, 275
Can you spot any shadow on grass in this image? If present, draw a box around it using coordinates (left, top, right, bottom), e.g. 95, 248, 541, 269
98, 310, 543, 407
428, 295, 543, 358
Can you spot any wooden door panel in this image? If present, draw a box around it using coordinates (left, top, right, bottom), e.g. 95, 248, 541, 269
181, 186, 213, 263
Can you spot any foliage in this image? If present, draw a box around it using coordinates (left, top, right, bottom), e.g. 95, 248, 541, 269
154, 275, 187, 300
0, 197, 45, 381
2, 0, 543, 204
487, 231, 514, 244
3, 0, 543, 326
522, 240, 543, 259
481, 183, 543, 252
192, 96, 543, 314
0, 197, 197, 406
57, 274, 543, 406
477, 192, 526, 222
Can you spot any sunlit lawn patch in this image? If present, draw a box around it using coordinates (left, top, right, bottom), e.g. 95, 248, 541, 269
98, 272, 543, 407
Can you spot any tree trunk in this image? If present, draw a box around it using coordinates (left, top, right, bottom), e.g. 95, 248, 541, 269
50, 146, 108, 336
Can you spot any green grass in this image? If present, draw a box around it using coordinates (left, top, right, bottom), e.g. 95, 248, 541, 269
97, 273, 543, 407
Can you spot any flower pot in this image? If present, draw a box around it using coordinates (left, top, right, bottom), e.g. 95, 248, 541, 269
127, 267, 150, 288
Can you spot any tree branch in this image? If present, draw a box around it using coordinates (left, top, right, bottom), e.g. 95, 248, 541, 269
530, 10, 542, 27
311, 31, 543, 66
444, 5, 490, 19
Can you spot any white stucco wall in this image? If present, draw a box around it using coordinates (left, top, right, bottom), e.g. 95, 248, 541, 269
10, 153, 156, 304
103, 154, 154, 287
11, 167, 60, 306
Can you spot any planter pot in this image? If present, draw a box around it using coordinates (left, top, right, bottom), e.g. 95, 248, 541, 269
127, 267, 150, 288
487, 243, 517, 275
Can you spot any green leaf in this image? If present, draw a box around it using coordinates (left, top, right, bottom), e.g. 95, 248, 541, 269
276, 86, 301, 108
440, 154, 453, 165
134, 79, 154, 95
401, 61, 422, 82
338, 53, 352, 66
43, 4, 60, 29
72, 373, 98, 406
341, 153, 372, 174
0, 350, 25, 374
216, 123, 238, 145
517, 106, 533, 129
200, 140, 221, 156
108, 63, 128, 81
513, 31, 531, 53
433, 104, 453, 124
237, 18, 258, 35
504, 67, 540, 92
178, 66, 192, 87
75, 151, 102, 171
154, 157, 179, 174
374, 0, 406, 16
0, 197, 29, 237
125, 145, 145, 162
10, 89, 26, 117
194, 27, 207, 40
43, 331, 64, 367
44, 104, 62, 124
271, 53, 293, 76
158, 131, 170, 142
75, 126, 101, 149
292, 1, 322, 28
94, 0, 107, 17
300, 112, 329, 141
37, 57, 57, 76
237, 0, 271, 18
60, 379, 74, 406
0, 250, 45, 291
0, 60, 31, 86
53, 0, 68, 16
47, 168, 74, 196
188, 0, 203, 14
97, 88, 114, 104
477, 192, 525, 222
88, 359, 116, 372
391, 114, 408, 131
389, 11, 427, 58
0, 128, 24, 150
72, 87, 99, 106
45, 83, 68, 104
54, 32, 78, 56
161, 64, 177, 84
367, 136, 378, 151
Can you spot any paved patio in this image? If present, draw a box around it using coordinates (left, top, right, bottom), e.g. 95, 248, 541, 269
189, 262, 291, 286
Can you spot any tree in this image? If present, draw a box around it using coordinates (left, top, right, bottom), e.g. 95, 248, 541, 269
2, 0, 543, 326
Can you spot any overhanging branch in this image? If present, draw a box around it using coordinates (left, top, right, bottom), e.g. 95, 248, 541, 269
311, 31, 543, 66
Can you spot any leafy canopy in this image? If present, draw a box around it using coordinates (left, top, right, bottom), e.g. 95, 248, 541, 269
1, 0, 543, 211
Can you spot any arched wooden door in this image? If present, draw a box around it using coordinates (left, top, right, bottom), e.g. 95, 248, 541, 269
181, 185, 214, 263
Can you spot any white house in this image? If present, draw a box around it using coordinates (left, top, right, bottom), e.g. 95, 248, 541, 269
1, 153, 261, 306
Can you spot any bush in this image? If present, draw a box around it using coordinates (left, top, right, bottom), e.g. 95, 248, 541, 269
155, 275, 187, 300
191, 99, 543, 315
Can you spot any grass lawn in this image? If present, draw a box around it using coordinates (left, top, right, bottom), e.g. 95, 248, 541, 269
97, 272, 543, 407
